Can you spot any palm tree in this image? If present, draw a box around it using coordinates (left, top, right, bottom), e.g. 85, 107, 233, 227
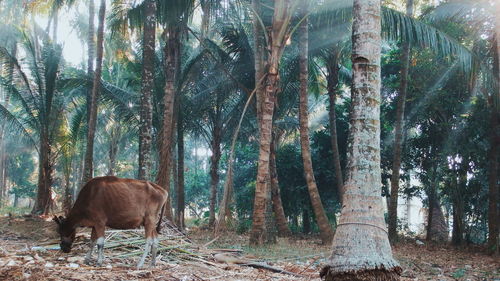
249, 0, 297, 246
155, 0, 195, 222
298, 1, 333, 244
0, 33, 66, 215
82, 0, 105, 186
320, 0, 401, 279
388, 0, 414, 243
138, 0, 156, 180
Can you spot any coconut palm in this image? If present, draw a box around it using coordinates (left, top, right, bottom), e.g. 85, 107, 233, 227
320, 0, 402, 279
0, 32, 66, 215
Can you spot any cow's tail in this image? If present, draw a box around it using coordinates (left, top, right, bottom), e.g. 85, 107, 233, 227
156, 202, 166, 234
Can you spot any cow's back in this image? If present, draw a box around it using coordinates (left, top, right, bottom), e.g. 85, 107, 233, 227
71, 176, 167, 229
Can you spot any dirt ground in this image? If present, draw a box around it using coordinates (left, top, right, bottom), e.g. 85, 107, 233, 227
0, 216, 498, 281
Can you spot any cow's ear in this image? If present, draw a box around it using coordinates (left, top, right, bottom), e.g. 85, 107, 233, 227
53, 215, 60, 224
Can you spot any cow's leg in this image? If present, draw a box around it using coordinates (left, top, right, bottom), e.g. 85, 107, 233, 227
95, 226, 105, 267
149, 235, 159, 267
84, 228, 97, 265
137, 219, 155, 269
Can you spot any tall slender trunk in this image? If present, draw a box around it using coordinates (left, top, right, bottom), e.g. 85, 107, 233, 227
209, 124, 222, 227
63, 169, 72, 213
487, 24, 499, 252
176, 112, 185, 229
200, 1, 211, 40
138, 0, 156, 180
388, 0, 414, 243
321, 0, 401, 279
107, 129, 118, 176
450, 163, 465, 245
52, 8, 58, 43
270, 133, 291, 236
302, 209, 311, 234
326, 53, 344, 203
156, 26, 181, 222
86, 0, 95, 124
82, 0, 105, 187
298, 3, 333, 244
249, 0, 291, 246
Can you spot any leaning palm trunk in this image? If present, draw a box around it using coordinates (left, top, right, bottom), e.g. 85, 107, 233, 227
320, 0, 401, 279
326, 53, 344, 203
298, 4, 333, 245
156, 26, 181, 222
249, 0, 292, 246
138, 0, 156, 180
82, 0, 105, 187
388, 0, 413, 243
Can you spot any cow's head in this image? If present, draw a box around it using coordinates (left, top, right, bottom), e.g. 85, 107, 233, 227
53, 215, 75, 253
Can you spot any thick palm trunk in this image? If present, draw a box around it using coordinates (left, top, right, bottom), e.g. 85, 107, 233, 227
326, 53, 344, 203
426, 178, 448, 242
208, 125, 222, 227
82, 0, 105, 186
249, 0, 290, 247
298, 5, 333, 244
32, 133, 53, 215
321, 0, 401, 279
175, 112, 185, 229
138, 0, 156, 180
156, 26, 181, 222
270, 134, 291, 236
388, 0, 414, 243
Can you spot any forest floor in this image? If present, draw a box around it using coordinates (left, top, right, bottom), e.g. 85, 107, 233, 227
0, 215, 498, 281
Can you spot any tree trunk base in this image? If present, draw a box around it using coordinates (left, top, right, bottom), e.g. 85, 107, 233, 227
320, 266, 402, 281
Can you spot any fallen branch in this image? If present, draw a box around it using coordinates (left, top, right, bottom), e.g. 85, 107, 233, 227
213, 253, 302, 277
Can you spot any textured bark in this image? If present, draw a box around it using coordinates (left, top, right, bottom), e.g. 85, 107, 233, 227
426, 184, 448, 242
298, 3, 333, 244
321, 0, 401, 279
249, 0, 291, 247
176, 112, 185, 230
270, 134, 291, 236
451, 164, 467, 245
32, 133, 53, 215
138, 0, 156, 180
326, 53, 344, 203
155, 26, 180, 223
388, 0, 414, 243
82, 0, 105, 187
208, 124, 222, 227
107, 128, 119, 176
86, 0, 95, 125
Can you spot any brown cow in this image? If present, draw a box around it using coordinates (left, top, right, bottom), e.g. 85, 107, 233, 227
53, 176, 168, 268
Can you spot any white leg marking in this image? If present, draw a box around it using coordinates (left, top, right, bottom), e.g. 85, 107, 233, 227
137, 238, 153, 269
150, 237, 159, 267
84, 240, 96, 265
96, 237, 105, 267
